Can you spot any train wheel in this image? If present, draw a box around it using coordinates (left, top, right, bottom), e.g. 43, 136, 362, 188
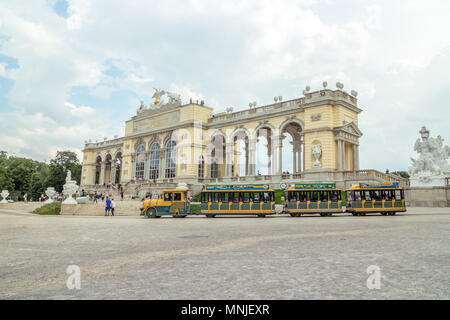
320, 213, 326, 217
352, 212, 358, 216
257, 214, 266, 218
146, 208, 156, 218
381, 212, 387, 216
206, 214, 216, 218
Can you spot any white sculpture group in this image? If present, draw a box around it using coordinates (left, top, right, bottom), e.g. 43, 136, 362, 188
137, 88, 182, 114
409, 126, 450, 187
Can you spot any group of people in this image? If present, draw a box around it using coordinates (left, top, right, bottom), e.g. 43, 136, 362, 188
104, 197, 116, 216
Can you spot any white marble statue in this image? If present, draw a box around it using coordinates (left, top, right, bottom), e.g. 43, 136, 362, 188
62, 170, 78, 204
1, 190, 9, 203
44, 187, 56, 204
312, 144, 322, 168
409, 126, 450, 186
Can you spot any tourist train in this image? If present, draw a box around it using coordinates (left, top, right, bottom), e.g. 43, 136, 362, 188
139, 182, 406, 218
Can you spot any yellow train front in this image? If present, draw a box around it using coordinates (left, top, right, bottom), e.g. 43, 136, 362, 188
284, 183, 345, 217
346, 182, 406, 216
200, 185, 276, 217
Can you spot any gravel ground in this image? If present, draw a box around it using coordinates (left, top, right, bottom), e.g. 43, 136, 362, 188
0, 207, 449, 299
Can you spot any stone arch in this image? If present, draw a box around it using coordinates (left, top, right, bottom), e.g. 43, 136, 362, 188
147, 136, 161, 149
279, 117, 304, 133
208, 130, 226, 178
134, 138, 146, 152
230, 127, 251, 176
149, 141, 161, 181
279, 118, 305, 174
94, 154, 102, 185
113, 150, 123, 184
104, 153, 113, 185
253, 122, 275, 175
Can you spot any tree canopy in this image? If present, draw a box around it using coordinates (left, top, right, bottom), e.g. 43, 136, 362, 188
0, 150, 81, 200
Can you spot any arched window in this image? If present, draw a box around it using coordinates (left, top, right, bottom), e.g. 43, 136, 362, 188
165, 140, 176, 178
210, 159, 218, 178
198, 155, 205, 178
149, 143, 160, 181
135, 145, 145, 180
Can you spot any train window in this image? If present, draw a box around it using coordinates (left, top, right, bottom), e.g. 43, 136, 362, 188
174, 193, 181, 201
253, 193, 260, 203
288, 192, 296, 202
395, 190, 402, 200
242, 193, 250, 203
262, 192, 270, 203
347, 191, 353, 201
320, 191, 329, 202
310, 192, 318, 202
164, 193, 172, 201
299, 192, 307, 202
330, 191, 339, 202
354, 191, 362, 201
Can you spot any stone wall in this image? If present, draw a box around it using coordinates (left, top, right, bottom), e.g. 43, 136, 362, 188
0, 202, 46, 212
405, 187, 450, 207
61, 201, 142, 216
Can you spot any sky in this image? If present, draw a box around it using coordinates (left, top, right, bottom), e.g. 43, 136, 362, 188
0, 0, 449, 172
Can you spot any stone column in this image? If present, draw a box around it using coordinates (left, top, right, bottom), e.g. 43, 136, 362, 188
225, 142, 234, 177
353, 144, 360, 170
110, 164, 116, 184
297, 143, 302, 173
277, 136, 283, 175
337, 139, 343, 171
92, 166, 97, 185
144, 152, 150, 180
159, 151, 166, 180
248, 139, 256, 176
99, 161, 106, 185
302, 140, 306, 172
342, 141, 346, 171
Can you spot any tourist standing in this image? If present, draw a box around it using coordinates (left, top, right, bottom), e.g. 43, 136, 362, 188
111, 198, 116, 216
24, 193, 28, 203
105, 197, 111, 216
120, 187, 124, 200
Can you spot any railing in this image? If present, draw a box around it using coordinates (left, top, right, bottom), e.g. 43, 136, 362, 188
343, 170, 410, 187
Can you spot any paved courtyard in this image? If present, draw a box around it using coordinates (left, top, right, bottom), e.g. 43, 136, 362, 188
0, 207, 449, 299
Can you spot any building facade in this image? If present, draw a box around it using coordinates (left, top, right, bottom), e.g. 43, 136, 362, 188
81, 87, 374, 193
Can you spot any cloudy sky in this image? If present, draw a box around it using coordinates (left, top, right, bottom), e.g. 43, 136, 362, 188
0, 0, 449, 172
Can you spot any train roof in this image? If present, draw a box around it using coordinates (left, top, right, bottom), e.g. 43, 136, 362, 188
287, 183, 341, 191
348, 182, 402, 190
203, 184, 273, 192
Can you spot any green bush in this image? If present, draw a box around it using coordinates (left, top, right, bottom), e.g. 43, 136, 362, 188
274, 189, 285, 204
190, 203, 201, 214
32, 202, 61, 215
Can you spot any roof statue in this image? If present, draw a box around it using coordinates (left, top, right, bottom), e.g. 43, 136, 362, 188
409, 126, 450, 186
136, 88, 182, 115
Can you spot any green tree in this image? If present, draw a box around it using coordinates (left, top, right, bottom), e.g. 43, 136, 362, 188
391, 171, 410, 179
47, 151, 82, 192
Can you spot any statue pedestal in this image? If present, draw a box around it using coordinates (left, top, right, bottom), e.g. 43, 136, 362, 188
63, 197, 78, 205
410, 171, 448, 187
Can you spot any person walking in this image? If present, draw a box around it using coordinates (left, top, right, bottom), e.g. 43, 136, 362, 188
120, 188, 124, 200
93, 191, 98, 203
105, 197, 111, 216
24, 193, 28, 203
111, 198, 116, 216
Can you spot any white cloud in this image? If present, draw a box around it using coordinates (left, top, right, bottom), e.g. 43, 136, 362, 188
0, 0, 449, 169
